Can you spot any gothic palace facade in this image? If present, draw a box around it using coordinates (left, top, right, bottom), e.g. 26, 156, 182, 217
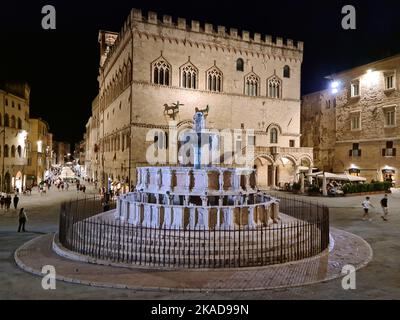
84, 8, 313, 190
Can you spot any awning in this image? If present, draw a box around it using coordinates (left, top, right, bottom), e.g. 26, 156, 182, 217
306, 171, 366, 182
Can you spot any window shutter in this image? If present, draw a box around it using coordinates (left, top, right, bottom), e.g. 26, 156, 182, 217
393, 148, 397, 156
349, 150, 352, 157
382, 149, 386, 157
358, 149, 362, 157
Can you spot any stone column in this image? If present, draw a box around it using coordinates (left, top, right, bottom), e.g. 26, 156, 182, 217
215, 208, 221, 229
294, 165, 300, 183
218, 170, 224, 192
187, 207, 196, 229
308, 167, 313, 184
248, 206, 256, 229
245, 172, 251, 191
163, 207, 172, 228
171, 207, 184, 229
143, 204, 152, 227
196, 207, 209, 230
322, 173, 328, 196
221, 207, 234, 230
300, 173, 305, 193
150, 205, 161, 228
271, 165, 277, 188
185, 169, 191, 192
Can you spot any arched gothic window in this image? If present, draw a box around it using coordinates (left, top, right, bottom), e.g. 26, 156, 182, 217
270, 128, 278, 144
180, 62, 198, 89
152, 56, 171, 86
17, 145, 22, 158
283, 65, 290, 78
11, 145, 16, 157
267, 76, 282, 99
17, 118, 22, 129
236, 58, 244, 71
244, 72, 260, 96
4, 145, 9, 157
206, 66, 223, 92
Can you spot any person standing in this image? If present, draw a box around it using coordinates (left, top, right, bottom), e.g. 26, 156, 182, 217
362, 196, 375, 221
0, 196, 4, 210
380, 194, 389, 221
17, 208, 27, 232
13, 194, 19, 210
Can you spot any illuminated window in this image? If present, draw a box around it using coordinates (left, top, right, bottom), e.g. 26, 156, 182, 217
151, 56, 171, 86
350, 112, 361, 130
384, 107, 396, 127
385, 72, 395, 90
180, 62, 198, 89
267, 76, 282, 99
270, 128, 278, 144
206, 65, 223, 92
351, 80, 360, 97
244, 72, 260, 96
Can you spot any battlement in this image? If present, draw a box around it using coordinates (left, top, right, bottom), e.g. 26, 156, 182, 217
100, 8, 303, 71
129, 8, 303, 51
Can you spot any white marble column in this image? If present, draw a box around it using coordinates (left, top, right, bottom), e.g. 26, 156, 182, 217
150, 205, 161, 228
247, 206, 256, 229
218, 170, 224, 192
187, 207, 196, 229
196, 208, 209, 230
221, 207, 234, 230
171, 207, 184, 229
143, 204, 152, 227
163, 207, 172, 228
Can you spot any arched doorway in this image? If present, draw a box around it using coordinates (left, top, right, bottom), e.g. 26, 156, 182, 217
14, 171, 23, 193
254, 156, 274, 189
276, 155, 296, 188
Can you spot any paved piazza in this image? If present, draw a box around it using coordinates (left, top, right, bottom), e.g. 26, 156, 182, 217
1, 186, 399, 299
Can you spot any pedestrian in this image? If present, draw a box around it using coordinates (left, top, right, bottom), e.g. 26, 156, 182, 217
13, 194, 19, 210
362, 196, 375, 221
5, 195, 12, 211
17, 208, 27, 232
83, 185, 86, 193
380, 194, 389, 221
0, 196, 4, 210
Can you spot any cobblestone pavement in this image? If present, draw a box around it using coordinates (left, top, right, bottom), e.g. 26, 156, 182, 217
1, 187, 400, 299
14, 227, 371, 292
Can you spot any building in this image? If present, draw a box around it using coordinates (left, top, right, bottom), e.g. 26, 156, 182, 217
52, 140, 71, 165
301, 54, 400, 186
0, 83, 30, 192
25, 118, 53, 186
85, 8, 313, 190
84, 95, 101, 181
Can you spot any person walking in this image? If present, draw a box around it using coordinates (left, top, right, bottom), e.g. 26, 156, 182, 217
362, 196, 375, 221
13, 194, 19, 210
17, 208, 27, 232
0, 196, 4, 210
5, 195, 11, 212
380, 194, 389, 221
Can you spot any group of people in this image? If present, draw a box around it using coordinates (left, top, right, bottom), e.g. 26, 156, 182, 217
0, 194, 19, 211
361, 194, 390, 221
0, 193, 26, 232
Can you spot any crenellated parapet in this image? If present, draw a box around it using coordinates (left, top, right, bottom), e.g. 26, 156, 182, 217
100, 8, 304, 73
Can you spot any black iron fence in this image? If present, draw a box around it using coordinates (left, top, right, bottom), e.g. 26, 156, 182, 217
59, 195, 329, 268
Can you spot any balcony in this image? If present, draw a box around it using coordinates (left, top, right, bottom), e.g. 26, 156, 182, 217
382, 148, 397, 157
255, 146, 313, 155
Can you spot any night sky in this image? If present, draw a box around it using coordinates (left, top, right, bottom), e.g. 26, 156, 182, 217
1, 0, 400, 148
